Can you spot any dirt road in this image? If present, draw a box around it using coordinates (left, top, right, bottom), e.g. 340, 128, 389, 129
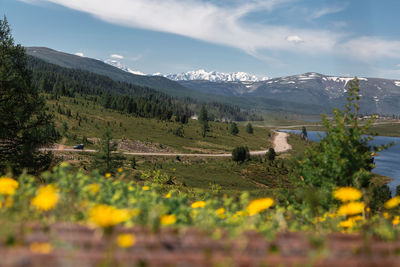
272, 131, 292, 153
40, 132, 292, 157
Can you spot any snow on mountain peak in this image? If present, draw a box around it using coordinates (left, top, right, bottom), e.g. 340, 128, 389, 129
104, 59, 145, 76
165, 69, 269, 82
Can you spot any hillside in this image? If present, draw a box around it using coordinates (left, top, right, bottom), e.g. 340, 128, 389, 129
25, 47, 201, 98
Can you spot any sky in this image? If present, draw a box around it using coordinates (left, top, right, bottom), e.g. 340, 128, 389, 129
3, 0, 400, 79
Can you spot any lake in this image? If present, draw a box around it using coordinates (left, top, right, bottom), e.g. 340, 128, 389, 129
279, 130, 400, 195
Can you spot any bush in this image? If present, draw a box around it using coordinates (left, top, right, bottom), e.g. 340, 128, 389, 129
230, 123, 239, 135
232, 146, 250, 163
246, 123, 254, 134
266, 148, 276, 161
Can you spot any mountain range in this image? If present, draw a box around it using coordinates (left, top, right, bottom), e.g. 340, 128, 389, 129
26, 47, 400, 115
164, 69, 269, 82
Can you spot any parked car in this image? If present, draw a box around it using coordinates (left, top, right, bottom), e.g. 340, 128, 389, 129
73, 144, 84, 150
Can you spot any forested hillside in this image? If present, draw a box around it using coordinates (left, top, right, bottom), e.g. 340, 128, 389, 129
27, 56, 263, 122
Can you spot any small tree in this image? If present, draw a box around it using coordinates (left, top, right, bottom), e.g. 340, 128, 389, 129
232, 146, 250, 163
230, 122, 239, 135
266, 148, 276, 161
246, 123, 254, 134
293, 78, 390, 198
92, 128, 125, 174
198, 105, 209, 138
301, 126, 307, 140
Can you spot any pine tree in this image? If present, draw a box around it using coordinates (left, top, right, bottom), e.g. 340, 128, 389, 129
230, 122, 239, 135
0, 17, 58, 174
92, 128, 125, 174
246, 123, 254, 134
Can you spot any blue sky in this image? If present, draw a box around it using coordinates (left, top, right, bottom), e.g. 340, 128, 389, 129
3, 0, 400, 79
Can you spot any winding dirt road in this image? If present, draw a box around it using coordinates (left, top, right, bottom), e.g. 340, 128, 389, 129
40, 131, 292, 157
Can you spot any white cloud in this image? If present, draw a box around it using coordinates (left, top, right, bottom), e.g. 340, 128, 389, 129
396, 64, 400, 68
340, 37, 400, 61
286, 35, 303, 44
75, 52, 84, 57
20, 0, 400, 63
111, 54, 124, 59
21, 0, 341, 56
309, 5, 347, 20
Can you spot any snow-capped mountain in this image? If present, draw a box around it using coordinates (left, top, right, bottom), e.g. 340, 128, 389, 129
104, 59, 145, 76
165, 69, 269, 82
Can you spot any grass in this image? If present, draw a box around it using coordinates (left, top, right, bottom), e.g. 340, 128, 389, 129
47, 95, 272, 153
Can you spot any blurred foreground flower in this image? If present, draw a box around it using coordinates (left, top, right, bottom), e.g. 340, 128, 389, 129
0, 177, 19, 196
160, 214, 177, 226
384, 196, 400, 209
89, 204, 130, 228
30, 242, 52, 254
117, 233, 136, 248
337, 202, 365, 216
31, 184, 59, 211
246, 198, 274, 216
333, 187, 362, 202
191, 201, 206, 208
142, 186, 150, 191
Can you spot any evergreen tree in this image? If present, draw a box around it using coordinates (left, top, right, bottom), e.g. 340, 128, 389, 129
0, 17, 58, 174
266, 148, 276, 161
246, 123, 254, 134
232, 146, 250, 163
198, 105, 209, 137
301, 126, 308, 140
92, 128, 125, 174
230, 122, 239, 135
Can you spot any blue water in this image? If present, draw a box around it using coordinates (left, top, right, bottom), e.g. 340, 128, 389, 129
280, 130, 400, 194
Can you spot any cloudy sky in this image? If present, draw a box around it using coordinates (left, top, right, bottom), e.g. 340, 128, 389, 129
3, 0, 400, 78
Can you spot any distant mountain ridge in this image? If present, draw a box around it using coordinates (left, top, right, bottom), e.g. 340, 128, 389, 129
179, 72, 400, 114
165, 69, 269, 82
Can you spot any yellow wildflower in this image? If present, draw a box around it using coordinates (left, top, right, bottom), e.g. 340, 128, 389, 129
384, 196, 400, 209
30, 242, 53, 254
165, 192, 172, 198
393, 216, 400, 225
246, 198, 274, 216
339, 218, 355, 228
105, 173, 111, 178
384, 212, 390, 219
160, 214, 177, 226
118, 168, 123, 173
191, 201, 206, 208
216, 208, 226, 219
86, 183, 100, 194
333, 187, 362, 202
337, 202, 365, 216
0, 177, 19, 196
128, 186, 134, 191
142, 186, 150, 191
89, 204, 131, 228
31, 185, 59, 211
117, 233, 136, 248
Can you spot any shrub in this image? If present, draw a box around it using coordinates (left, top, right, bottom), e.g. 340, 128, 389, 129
246, 123, 254, 134
232, 146, 250, 163
230, 123, 239, 135
266, 148, 276, 161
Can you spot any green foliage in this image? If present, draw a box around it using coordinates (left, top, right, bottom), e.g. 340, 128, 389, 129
266, 148, 276, 161
232, 146, 250, 163
246, 123, 254, 134
293, 78, 391, 198
301, 126, 307, 139
0, 17, 58, 174
229, 122, 239, 135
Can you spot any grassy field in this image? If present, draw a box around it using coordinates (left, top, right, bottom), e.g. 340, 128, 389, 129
48, 96, 272, 153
